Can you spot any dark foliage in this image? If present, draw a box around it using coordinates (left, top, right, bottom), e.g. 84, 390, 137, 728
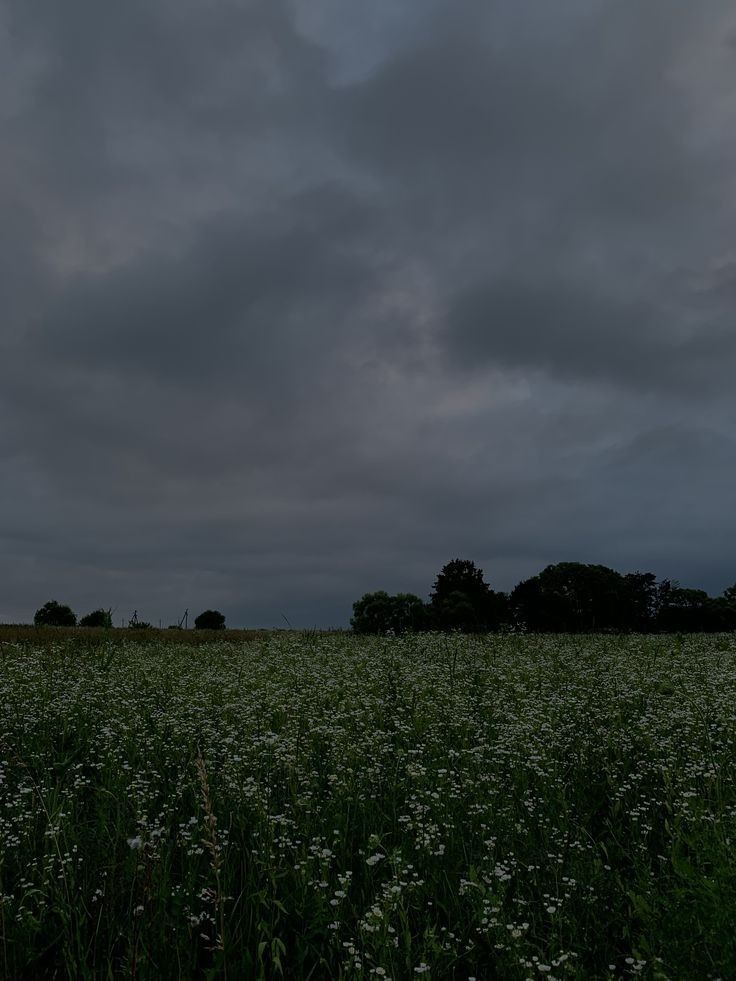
352, 559, 736, 634
194, 609, 226, 630
79, 608, 113, 628
351, 591, 427, 634
656, 584, 736, 632
34, 600, 77, 627
511, 564, 736, 634
511, 563, 632, 632
430, 558, 508, 632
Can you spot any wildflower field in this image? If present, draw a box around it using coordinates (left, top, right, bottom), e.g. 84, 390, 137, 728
1, 632, 736, 979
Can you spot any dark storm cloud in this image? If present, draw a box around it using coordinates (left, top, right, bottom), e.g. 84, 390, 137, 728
336, 1, 736, 395
443, 276, 736, 396
2, 0, 736, 625
38, 187, 384, 384
338, 1, 719, 223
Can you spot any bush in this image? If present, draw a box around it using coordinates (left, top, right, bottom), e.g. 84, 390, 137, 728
34, 600, 77, 627
79, 609, 113, 628
194, 610, 226, 630
351, 592, 427, 634
430, 559, 507, 631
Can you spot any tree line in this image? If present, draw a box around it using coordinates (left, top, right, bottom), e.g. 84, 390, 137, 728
32, 601, 226, 631
351, 559, 736, 634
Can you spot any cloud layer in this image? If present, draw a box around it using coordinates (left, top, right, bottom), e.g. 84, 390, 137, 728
3, 0, 736, 625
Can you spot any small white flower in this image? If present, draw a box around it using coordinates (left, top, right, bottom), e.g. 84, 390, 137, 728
127, 836, 143, 850
366, 853, 385, 866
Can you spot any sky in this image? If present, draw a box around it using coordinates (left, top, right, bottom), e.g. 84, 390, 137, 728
2, 0, 736, 628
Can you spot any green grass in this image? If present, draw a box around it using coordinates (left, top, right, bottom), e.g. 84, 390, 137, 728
1, 632, 735, 979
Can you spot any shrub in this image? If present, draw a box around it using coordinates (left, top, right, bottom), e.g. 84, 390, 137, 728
351, 592, 427, 634
194, 610, 226, 630
430, 559, 507, 631
33, 600, 77, 627
79, 609, 113, 628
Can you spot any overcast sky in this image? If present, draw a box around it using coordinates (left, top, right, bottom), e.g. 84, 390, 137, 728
3, 0, 736, 627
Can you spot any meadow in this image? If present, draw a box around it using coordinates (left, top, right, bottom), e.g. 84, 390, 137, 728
1, 631, 735, 979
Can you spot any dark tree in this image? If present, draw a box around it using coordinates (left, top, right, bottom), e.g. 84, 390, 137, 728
715, 583, 736, 630
194, 609, 226, 630
351, 592, 427, 634
656, 585, 714, 633
79, 608, 113, 628
430, 558, 506, 631
511, 563, 629, 632
432, 589, 478, 632
509, 575, 549, 631
706, 596, 736, 632
34, 600, 77, 627
622, 572, 660, 631
391, 593, 429, 633
351, 592, 394, 634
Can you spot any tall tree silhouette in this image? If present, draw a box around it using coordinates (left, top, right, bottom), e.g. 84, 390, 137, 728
511, 563, 629, 632
351, 591, 426, 634
430, 559, 507, 631
34, 600, 77, 627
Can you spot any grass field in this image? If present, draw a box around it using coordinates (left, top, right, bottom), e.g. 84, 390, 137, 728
1, 631, 735, 979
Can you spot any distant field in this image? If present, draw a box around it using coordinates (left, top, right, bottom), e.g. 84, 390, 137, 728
1, 633, 735, 979
0, 624, 279, 646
